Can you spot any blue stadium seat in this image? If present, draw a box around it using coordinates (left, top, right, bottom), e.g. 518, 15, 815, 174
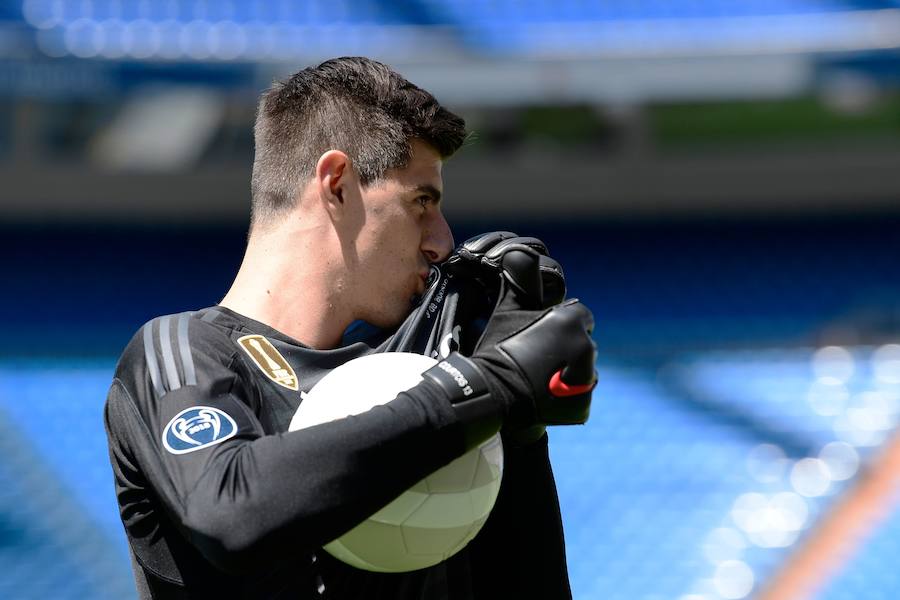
0, 361, 134, 599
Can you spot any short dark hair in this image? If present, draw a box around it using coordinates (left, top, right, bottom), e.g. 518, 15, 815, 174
250, 56, 467, 228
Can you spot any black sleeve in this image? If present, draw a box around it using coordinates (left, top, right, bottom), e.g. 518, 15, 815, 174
105, 327, 469, 575
466, 432, 572, 599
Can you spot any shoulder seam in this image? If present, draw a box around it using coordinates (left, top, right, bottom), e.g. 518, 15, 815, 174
189, 311, 244, 373
144, 311, 208, 397
200, 308, 222, 323
188, 311, 243, 371
145, 311, 244, 397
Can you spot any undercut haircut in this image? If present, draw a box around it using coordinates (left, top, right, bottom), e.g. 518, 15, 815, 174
250, 56, 467, 229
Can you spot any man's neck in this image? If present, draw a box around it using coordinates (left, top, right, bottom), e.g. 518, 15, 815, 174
219, 223, 351, 350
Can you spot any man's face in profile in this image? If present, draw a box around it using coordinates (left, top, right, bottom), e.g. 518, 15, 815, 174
349, 140, 454, 328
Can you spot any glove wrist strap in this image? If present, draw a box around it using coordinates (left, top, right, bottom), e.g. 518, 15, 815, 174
422, 353, 503, 452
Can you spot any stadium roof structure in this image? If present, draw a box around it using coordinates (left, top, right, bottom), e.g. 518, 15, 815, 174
0, 0, 899, 103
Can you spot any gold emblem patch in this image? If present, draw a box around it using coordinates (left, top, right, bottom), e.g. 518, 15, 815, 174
237, 334, 299, 391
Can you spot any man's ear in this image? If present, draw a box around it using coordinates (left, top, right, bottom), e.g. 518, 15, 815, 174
315, 150, 352, 220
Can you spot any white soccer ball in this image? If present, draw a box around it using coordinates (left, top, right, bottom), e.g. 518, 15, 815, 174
289, 352, 503, 573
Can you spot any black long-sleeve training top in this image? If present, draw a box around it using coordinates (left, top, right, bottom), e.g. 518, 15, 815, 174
105, 303, 572, 599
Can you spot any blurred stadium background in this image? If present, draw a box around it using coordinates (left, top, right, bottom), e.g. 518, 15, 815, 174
2, 1, 900, 599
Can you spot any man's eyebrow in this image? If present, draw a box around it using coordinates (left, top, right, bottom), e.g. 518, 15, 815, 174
414, 184, 442, 203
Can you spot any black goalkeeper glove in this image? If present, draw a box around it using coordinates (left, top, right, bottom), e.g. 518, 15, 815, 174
443, 231, 566, 309
421, 245, 597, 450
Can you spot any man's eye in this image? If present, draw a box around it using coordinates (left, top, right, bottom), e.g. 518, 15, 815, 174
417, 196, 430, 209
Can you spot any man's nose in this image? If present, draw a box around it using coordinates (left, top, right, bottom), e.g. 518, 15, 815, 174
421, 211, 455, 264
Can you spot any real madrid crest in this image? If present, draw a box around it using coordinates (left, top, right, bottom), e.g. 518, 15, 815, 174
237, 334, 299, 391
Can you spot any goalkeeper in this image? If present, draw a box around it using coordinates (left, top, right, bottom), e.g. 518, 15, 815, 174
104, 56, 597, 599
